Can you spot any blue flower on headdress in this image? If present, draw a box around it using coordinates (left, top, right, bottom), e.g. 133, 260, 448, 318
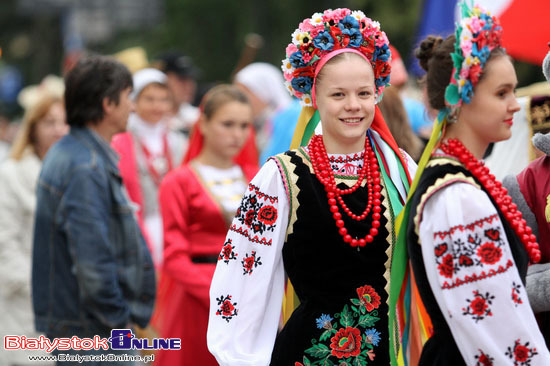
344, 28, 363, 48
291, 76, 313, 94
338, 15, 360, 31
315, 314, 333, 329
313, 31, 335, 51
471, 43, 490, 63
289, 51, 306, 68
373, 44, 390, 62
480, 13, 493, 30
461, 80, 474, 104
376, 74, 390, 87
364, 328, 382, 347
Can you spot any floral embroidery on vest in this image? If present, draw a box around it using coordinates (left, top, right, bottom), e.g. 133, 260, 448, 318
218, 239, 238, 264
296, 285, 382, 365
215, 294, 238, 322
505, 339, 538, 365
462, 290, 494, 322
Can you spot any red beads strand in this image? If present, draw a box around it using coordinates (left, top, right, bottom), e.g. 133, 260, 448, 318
308, 134, 382, 248
440, 138, 541, 263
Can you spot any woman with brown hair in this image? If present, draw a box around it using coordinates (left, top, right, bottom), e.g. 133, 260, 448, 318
155, 84, 258, 366
395, 2, 550, 364
0, 94, 67, 365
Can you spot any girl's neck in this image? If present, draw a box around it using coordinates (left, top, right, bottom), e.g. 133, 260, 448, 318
195, 150, 234, 170
444, 122, 488, 160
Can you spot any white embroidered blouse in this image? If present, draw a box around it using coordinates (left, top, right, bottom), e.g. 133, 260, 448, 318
417, 179, 550, 364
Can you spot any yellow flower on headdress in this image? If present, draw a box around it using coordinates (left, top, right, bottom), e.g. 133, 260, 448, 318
291, 30, 308, 46
465, 56, 473, 66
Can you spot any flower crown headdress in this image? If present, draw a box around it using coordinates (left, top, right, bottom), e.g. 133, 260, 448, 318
281, 8, 392, 107
445, 1, 503, 108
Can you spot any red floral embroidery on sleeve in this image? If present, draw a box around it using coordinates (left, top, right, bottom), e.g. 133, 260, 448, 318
475, 349, 494, 366
241, 251, 262, 275
432, 215, 513, 289
218, 239, 238, 264
215, 294, 238, 323
231, 183, 278, 246
511, 282, 523, 307
505, 339, 538, 365
462, 290, 494, 322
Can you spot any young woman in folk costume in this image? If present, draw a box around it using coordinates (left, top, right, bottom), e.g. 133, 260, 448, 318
154, 85, 258, 366
393, 2, 550, 365
207, 8, 417, 366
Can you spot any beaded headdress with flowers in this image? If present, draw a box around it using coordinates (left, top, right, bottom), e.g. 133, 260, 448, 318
281, 8, 392, 107
445, 2, 503, 107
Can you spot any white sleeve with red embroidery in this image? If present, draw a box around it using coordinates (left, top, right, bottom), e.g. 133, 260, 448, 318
207, 159, 288, 366
418, 182, 550, 365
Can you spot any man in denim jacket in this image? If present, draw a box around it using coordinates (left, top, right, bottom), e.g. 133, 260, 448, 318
32, 56, 155, 351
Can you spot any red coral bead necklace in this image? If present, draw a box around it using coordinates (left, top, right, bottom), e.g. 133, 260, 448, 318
440, 138, 541, 263
308, 134, 382, 248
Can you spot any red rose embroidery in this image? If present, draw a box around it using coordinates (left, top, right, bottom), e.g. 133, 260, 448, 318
356, 285, 381, 312
258, 205, 278, 225
477, 242, 502, 265
477, 351, 494, 366
222, 244, 232, 259
459, 254, 474, 267
485, 228, 500, 241
243, 256, 254, 271
221, 300, 235, 316
438, 254, 454, 278
514, 344, 529, 362
330, 327, 362, 358
469, 297, 488, 316
434, 243, 448, 257
244, 210, 256, 227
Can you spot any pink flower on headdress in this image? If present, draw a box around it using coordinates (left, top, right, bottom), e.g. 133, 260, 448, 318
459, 67, 469, 80
283, 72, 293, 82
322, 9, 337, 22
299, 19, 316, 33
286, 43, 299, 56
375, 31, 389, 47
468, 17, 483, 34
460, 40, 473, 56
323, 8, 350, 23
302, 52, 313, 63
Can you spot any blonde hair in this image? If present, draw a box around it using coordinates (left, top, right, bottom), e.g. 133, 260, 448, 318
10, 95, 63, 160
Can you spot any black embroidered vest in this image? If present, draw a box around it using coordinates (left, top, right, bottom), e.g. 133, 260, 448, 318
270, 148, 394, 366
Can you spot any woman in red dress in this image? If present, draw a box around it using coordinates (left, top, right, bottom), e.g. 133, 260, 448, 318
154, 84, 258, 366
